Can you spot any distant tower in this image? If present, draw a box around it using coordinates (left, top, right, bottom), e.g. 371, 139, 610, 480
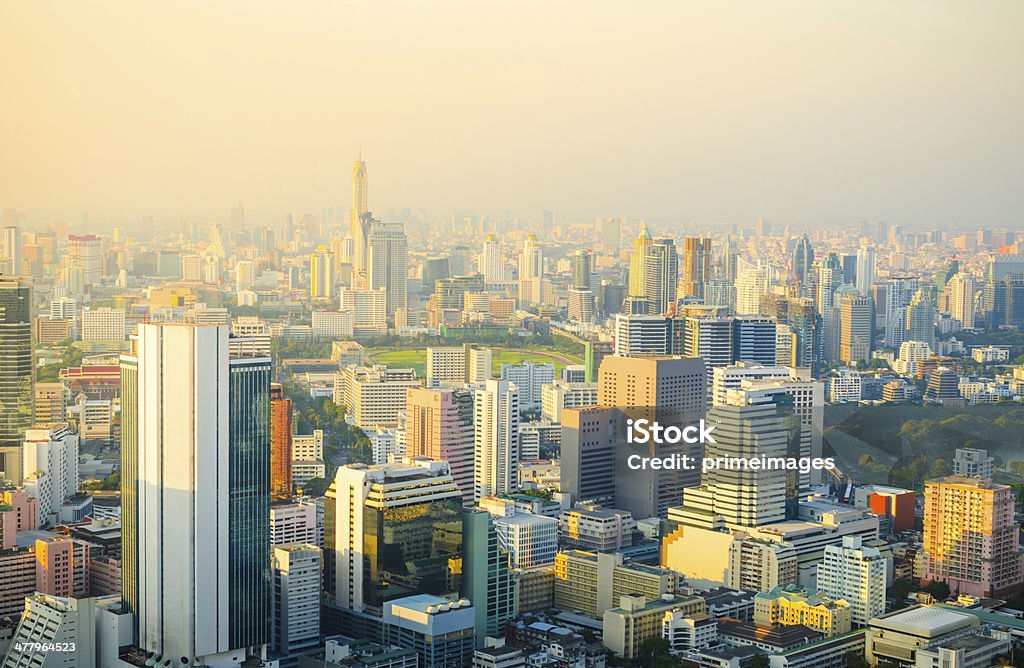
350, 157, 369, 275
791, 234, 813, 284
310, 246, 336, 299
644, 237, 678, 315
681, 237, 711, 300
628, 224, 653, 297
479, 234, 505, 283
855, 247, 875, 296
473, 379, 520, 502
366, 223, 409, 315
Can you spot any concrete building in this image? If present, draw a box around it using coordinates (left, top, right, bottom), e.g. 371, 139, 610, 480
866, 605, 1007, 668
540, 380, 598, 423
426, 345, 492, 388
952, 448, 994, 480
462, 510, 515, 645
923, 475, 1024, 598
553, 550, 681, 619
270, 500, 322, 547
500, 362, 554, 408
341, 365, 420, 428
559, 504, 635, 551
603, 593, 705, 660
405, 387, 475, 506
474, 379, 520, 502
270, 543, 322, 655
21, 424, 79, 526
0, 594, 97, 668
80, 307, 126, 341
816, 536, 887, 627
383, 594, 475, 668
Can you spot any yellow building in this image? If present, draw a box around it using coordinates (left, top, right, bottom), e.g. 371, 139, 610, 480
753, 585, 852, 637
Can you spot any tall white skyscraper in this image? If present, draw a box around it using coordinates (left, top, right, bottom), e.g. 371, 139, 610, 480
855, 246, 875, 296
473, 379, 520, 502
946, 271, 976, 329
122, 323, 271, 666
518, 235, 544, 305
366, 222, 408, 315
735, 258, 771, 316
479, 234, 505, 283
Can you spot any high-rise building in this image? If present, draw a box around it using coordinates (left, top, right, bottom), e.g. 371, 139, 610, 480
22, 424, 79, 527
479, 234, 505, 283
120, 323, 271, 665
367, 222, 408, 316
570, 250, 593, 290
425, 345, 492, 388
681, 237, 711, 300
946, 272, 976, 329
564, 356, 706, 518
325, 458, 463, 612
923, 476, 1024, 598
499, 362, 554, 408
350, 157, 370, 275
270, 543, 322, 655
885, 276, 920, 350
816, 536, 887, 627
518, 235, 544, 305
474, 379, 520, 502
270, 383, 293, 500
904, 288, 936, 351
839, 292, 874, 364
405, 387, 476, 506
2, 225, 20, 274
628, 224, 653, 298
855, 247, 875, 296
341, 364, 420, 427
310, 245, 337, 299
0, 275, 33, 484
674, 403, 789, 531
735, 258, 771, 316
613, 314, 671, 357
67, 234, 102, 288
81, 306, 126, 341
791, 234, 813, 284
643, 237, 678, 314
462, 509, 515, 645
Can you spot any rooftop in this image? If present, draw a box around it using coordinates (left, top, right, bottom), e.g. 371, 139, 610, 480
870, 606, 975, 637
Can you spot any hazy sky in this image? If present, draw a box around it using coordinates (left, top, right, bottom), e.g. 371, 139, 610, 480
1, 1, 1022, 226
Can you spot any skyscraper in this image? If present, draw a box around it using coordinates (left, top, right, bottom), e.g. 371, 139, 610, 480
2, 225, 19, 275
855, 247, 875, 296
839, 291, 874, 364
628, 223, 653, 298
598, 355, 706, 517
479, 234, 505, 283
682, 237, 711, 300
675, 403, 788, 531
0, 276, 32, 484
350, 157, 370, 275
461, 509, 515, 645
121, 323, 271, 665
946, 272, 976, 329
885, 276, 920, 349
791, 234, 813, 284
405, 387, 475, 506
366, 222, 409, 316
644, 237, 678, 315
518, 235, 544, 305
473, 379, 520, 502
904, 288, 936, 350
270, 382, 294, 500
67, 234, 102, 288
326, 458, 463, 613
310, 245, 336, 299
923, 476, 1024, 598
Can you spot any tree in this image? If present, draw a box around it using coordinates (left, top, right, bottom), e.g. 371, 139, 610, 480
750, 655, 770, 668
635, 637, 670, 663
845, 651, 870, 668
303, 477, 330, 497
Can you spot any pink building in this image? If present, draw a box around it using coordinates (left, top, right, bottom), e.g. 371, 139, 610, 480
1, 489, 39, 531
405, 387, 475, 506
35, 536, 89, 598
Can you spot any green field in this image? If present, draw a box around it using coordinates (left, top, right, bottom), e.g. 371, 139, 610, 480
366, 347, 582, 377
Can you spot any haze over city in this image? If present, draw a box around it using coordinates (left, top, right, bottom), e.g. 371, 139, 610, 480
2, 1, 1023, 225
